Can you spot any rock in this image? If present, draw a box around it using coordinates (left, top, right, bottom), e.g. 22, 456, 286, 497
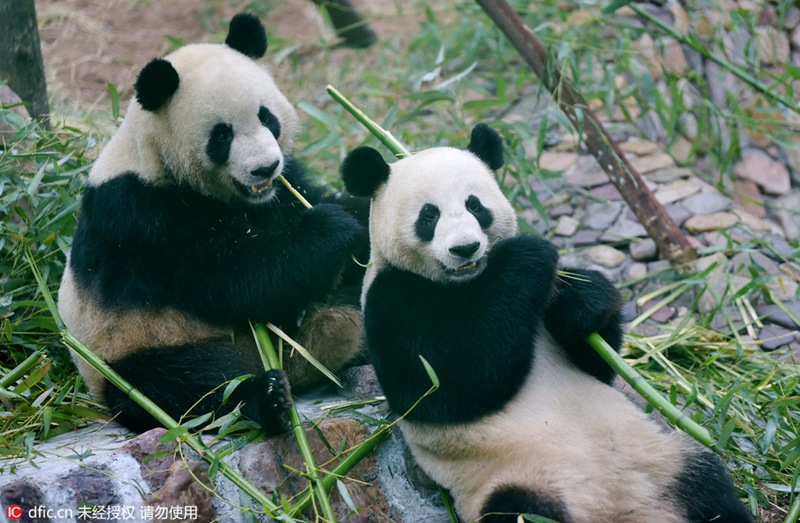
625, 262, 648, 281
684, 212, 739, 233
583, 202, 623, 230
569, 229, 602, 247
732, 207, 781, 235
733, 178, 766, 218
767, 275, 799, 303
699, 270, 751, 312
680, 190, 731, 215
548, 204, 574, 218
732, 251, 779, 276
1, 482, 47, 523
539, 151, 578, 172
665, 204, 694, 227
774, 193, 800, 239
590, 183, 623, 201
669, 137, 694, 164
621, 300, 638, 322
564, 156, 608, 187
629, 151, 676, 174
794, 25, 800, 50
694, 252, 729, 273
756, 26, 791, 65
758, 324, 799, 351
122, 428, 177, 491
645, 167, 693, 183
654, 178, 702, 205
642, 301, 677, 323
585, 245, 627, 268
756, 302, 800, 329
733, 149, 791, 196
148, 462, 215, 523
619, 139, 660, 156
554, 215, 580, 237
599, 217, 648, 243
629, 238, 658, 261
62, 466, 119, 511
340, 364, 382, 399
779, 262, 800, 283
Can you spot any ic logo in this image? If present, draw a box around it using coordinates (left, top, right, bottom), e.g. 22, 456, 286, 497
5, 504, 22, 521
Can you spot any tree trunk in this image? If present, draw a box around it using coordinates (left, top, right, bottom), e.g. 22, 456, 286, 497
0, 0, 50, 124
311, 0, 377, 48
476, 0, 697, 268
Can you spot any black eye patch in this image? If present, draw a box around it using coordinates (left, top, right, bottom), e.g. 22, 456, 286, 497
415, 203, 440, 242
258, 106, 281, 139
207, 123, 233, 165
466, 195, 493, 229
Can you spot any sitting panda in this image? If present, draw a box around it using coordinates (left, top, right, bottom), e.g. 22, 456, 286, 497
340, 124, 752, 523
58, 14, 368, 434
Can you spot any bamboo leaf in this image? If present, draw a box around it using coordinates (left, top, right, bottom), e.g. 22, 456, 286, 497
419, 355, 440, 390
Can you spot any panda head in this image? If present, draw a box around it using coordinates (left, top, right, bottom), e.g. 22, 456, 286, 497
342, 124, 518, 287
130, 13, 299, 203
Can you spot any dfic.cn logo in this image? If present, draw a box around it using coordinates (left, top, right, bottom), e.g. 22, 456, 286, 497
5, 504, 22, 521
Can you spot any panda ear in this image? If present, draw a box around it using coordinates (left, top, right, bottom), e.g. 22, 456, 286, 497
466, 123, 504, 171
135, 58, 180, 112
225, 13, 268, 58
341, 147, 391, 197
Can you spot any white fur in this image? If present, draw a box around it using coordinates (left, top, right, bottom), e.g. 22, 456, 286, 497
58, 38, 311, 399
400, 330, 690, 523
362, 147, 517, 306
89, 42, 299, 204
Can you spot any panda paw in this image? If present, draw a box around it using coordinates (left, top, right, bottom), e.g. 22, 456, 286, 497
489, 235, 559, 281
241, 370, 293, 435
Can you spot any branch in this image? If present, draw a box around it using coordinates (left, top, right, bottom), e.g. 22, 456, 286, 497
475, 0, 698, 267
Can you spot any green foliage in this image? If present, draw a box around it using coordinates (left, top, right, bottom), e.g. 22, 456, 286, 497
0, 105, 105, 462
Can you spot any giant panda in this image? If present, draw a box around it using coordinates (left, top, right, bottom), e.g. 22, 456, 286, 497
340, 124, 752, 523
58, 13, 368, 434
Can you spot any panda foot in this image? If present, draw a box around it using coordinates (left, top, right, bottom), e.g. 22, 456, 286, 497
240, 369, 293, 434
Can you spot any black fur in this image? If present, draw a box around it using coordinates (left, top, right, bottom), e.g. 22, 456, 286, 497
341, 146, 390, 197
466, 123, 504, 171
481, 485, 569, 523
414, 204, 440, 243
675, 449, 753, 523
225, 13, 268, 58
106, 338, 291, 434
69, 158, 365, 329
365, 235, 559, 423
206, 123, 233, 164
466, 194, 493, 229
258, 106, 281, 139
544, 268, 623, 384
135, 58, 180, 112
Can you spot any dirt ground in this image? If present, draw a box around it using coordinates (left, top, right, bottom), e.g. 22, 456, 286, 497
35, 0, 403, 118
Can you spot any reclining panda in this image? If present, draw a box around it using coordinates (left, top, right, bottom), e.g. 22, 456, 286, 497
58, 14, 367, 434
341, 124, 751, 522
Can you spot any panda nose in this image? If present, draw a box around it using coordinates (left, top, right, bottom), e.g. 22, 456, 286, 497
449, 242, 480, 259
251, 160, 280, 178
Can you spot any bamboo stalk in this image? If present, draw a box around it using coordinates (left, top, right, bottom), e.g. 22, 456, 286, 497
252, 323, 338, 522
326, 85, 410, 158
27, 253, 292, 520
586, 333, 721, 454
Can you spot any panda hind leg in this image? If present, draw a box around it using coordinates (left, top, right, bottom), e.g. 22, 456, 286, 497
480, 485, 569, 523
674, 449, 753, 523
286, 304, 365, 391
106, 338, 291, 434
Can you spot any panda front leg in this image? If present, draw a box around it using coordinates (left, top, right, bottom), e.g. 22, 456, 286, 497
479, 485, 569, 523
543, 267, 623, 384
104, 337, 291, 434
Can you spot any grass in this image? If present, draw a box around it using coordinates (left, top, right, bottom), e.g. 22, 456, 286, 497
2, 0, 800, 521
